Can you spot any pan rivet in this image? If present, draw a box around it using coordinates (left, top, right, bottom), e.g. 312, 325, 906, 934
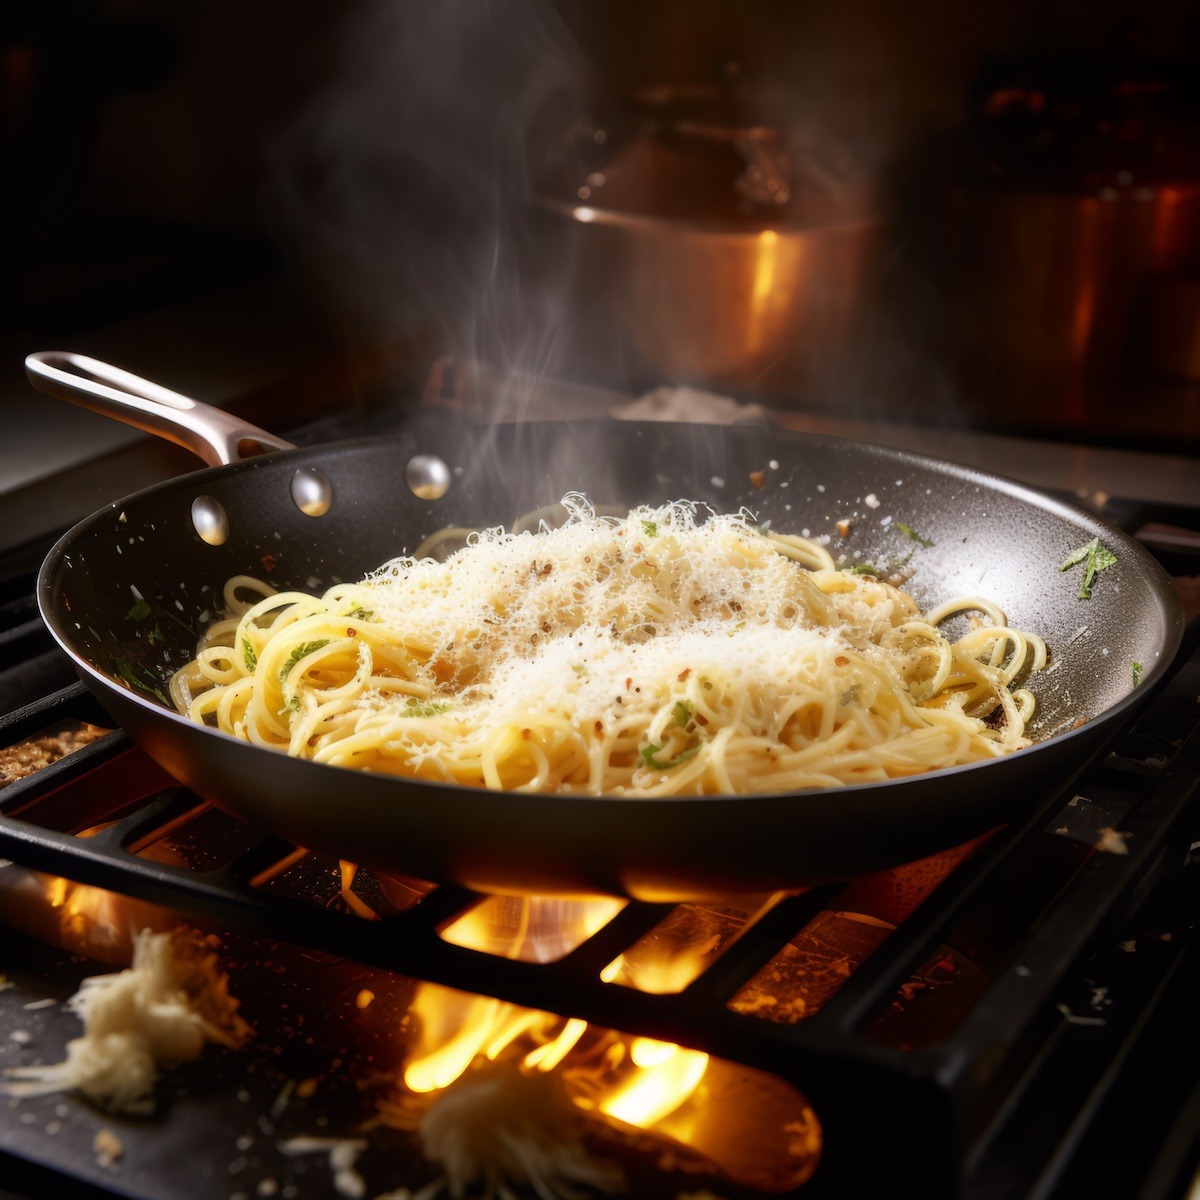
191, 496, 229, 546
291, 467, 333, 517
406, 454, 451, 500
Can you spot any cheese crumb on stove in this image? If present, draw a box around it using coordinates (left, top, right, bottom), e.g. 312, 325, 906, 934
2, 928, 252, 1114
414, 1060, 623, 1200
93, 1127, 123, 1167
278, 1136, 368, 1198
1095, 827, 1130, 855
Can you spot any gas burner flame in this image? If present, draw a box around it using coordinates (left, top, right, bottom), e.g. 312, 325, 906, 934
391, 895, 820, 1192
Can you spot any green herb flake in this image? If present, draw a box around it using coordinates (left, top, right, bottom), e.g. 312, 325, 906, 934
840, 684, 861, 706
571, 664, 587, 677
112, 657, 168, 705
640, 742, 702, 771
1060, 538, 1118, 599
126, 598, 152, 622
147, 622, 165, 646
673, 699, 694, 727
279, 639, 331, 681
641, 519, 659, 538
849, 563, 880, 577
347, 607, 375, 621
895, 522, 934, 548
402, 699, 450, 718
242, 639, 258, 673
288, 696, 301, 712
1132, 661, 1144, 687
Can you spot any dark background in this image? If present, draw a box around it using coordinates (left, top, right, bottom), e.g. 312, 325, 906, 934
3, 0, 1200, 495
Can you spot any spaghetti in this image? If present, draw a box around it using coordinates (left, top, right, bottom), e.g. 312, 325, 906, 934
169, 495, 1046, 795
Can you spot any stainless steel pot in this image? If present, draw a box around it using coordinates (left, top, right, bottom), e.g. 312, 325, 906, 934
534, 85, 876, 399
934, 180, 1200, 422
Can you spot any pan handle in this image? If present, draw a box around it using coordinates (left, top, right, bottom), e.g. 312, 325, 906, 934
25, 351, 296, 468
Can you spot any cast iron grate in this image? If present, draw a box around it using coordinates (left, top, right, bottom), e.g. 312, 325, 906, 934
1, 635, 1198, 1197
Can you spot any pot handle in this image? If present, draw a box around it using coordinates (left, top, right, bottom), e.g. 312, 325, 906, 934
25, 350, 296, 468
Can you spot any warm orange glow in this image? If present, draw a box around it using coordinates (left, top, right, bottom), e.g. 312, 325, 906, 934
45, 876, 69, 909
0, 870, 175, 966
441, 895, 625, 962
604, 895, 784, 994
412, 893, 832, 1155
747, 229, 782, 355
404, 993, 511, 1093
629, 1037, 676, 1069
7, 867, 823, 1191
524, 1017, 588, 1072
50, 875, 133, 948
393, 976, 819, 1190
599, 1040, 709, 1128
339, 862, 381, 921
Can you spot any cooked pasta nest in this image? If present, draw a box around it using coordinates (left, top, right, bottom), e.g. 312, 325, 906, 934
169, 495, 1047, 795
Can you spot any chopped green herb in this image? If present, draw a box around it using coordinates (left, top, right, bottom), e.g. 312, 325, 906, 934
895, 522, 933, 548
242, 639, 257, 673
279, 639, 331, 681
571, 664, 587, 677
1132, 661, 1144, 687
347, 607, 375, 621
1060, 538, 1118, 599
126, 598, 152, 622
849, 563, 880, 577
640, 742, 702, 771
402, 699, 450, 717
641, 519, 659, 538
112, 657, 168, 705
673, 699, 694, 727
840, 684, 861, 706
147, 622, 165, 645
288, 696, 301, 712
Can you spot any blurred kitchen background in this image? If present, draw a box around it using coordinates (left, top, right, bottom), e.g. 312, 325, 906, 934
3, 0, 1200, 551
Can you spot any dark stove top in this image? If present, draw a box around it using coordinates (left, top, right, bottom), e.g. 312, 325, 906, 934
0, 398, 1198, 1200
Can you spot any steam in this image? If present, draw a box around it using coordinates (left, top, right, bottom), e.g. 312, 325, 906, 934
261, 1, 963, 431
264, 0, 594, 408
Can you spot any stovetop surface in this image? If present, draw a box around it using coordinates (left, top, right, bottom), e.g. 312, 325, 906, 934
0, 367, 1198, 1200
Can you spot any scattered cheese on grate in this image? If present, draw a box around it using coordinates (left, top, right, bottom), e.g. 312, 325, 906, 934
2, 928, 252, 1114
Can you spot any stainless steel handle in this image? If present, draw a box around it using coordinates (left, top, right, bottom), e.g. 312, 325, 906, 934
25, 350, 296, 468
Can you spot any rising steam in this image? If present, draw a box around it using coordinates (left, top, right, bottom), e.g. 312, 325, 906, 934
264, 0, 595, 404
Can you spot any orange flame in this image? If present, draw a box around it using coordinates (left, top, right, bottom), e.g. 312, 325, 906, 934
392, 894, 824, 1192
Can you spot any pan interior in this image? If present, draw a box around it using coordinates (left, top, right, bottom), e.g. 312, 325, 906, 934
40, 417, 1182, 787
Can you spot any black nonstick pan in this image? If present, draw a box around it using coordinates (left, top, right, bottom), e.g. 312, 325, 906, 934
27, 351, 1186, 900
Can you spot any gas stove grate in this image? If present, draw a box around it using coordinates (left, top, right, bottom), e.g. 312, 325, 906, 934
2, 636, 1198, 1197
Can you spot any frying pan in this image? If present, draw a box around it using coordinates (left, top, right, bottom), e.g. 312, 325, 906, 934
27, 351, 1185, 900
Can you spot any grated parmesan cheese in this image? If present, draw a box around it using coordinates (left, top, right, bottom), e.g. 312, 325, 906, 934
3, 928, 252, 1114
278, 1136, 368, 1198
411, 1060, 623, 1200
355, 498, 896, 746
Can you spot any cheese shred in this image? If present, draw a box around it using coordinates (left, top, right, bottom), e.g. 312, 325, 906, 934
3, 928, 252, 1114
